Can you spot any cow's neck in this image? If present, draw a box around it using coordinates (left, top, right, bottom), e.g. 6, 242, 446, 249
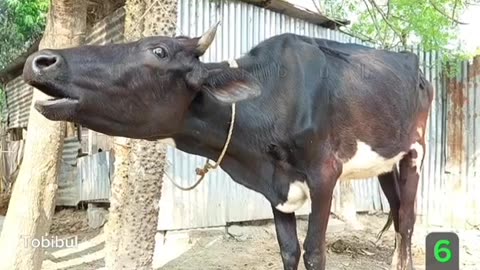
171, 54, 330, 203
172, 57, 284, 190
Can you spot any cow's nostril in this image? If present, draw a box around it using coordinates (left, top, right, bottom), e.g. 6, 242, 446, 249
32, 54, 59, 72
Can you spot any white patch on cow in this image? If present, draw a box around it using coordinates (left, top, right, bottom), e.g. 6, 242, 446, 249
340, 141, 406, 180
410, 142, 424, 172
228, 59, 238, 68
275, 181, 310, 213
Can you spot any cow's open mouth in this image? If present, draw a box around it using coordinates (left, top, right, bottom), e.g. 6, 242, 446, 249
34, 93, 80, 121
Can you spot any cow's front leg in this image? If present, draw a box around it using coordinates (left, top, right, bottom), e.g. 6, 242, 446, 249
303, 157, 341, 270
272, 206, 301, 270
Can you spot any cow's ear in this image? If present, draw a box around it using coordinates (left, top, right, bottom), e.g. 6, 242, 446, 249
202, 68, 261, 104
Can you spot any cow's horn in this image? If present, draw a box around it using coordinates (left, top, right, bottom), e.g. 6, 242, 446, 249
196, 21, 220, 55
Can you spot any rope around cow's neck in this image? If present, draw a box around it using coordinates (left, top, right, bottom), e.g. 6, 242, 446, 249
168, 59, 239, 191
167, 102, 236, 191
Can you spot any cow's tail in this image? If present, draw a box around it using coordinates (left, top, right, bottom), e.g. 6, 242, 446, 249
377, 212, 393, 241
376, 167, 400, 241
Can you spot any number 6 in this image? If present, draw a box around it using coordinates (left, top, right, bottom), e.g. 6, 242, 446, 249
434, 239, 452, 263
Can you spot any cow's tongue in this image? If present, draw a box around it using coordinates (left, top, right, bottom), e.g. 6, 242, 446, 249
36, 97, 78, 107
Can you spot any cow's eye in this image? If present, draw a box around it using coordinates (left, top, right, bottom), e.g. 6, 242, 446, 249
152, 47, 167, 58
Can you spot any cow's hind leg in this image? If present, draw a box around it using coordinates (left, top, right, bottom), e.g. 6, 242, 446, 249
272, 207, 301, 270
395, 142, 424, 270
378, 168, 403, 269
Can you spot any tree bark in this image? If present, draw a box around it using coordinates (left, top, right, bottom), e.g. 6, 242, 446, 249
65, 123, 76, 137
104, 0, 175, 268
104, 139, 167, 269
0, 1, 87, 270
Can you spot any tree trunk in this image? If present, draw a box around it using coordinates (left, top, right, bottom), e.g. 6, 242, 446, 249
0, 1, 87, 270
65, 123, 76, 137
104, 139, 167, 269
104, 0, 175, 268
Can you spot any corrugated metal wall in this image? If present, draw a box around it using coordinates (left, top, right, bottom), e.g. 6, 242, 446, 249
158, 0, 480, 230
85, 7, 125, 45
78, 151, 113, 203
57, 150, 113, 206
417, 50, 446, 226
4, 77, 32, 129
424, 55, 480, 228
56, 137, 82, 206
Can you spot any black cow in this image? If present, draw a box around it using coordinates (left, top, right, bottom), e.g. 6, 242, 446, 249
23, 24, 433, 270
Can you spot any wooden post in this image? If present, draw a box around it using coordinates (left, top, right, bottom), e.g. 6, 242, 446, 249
103, 0, 175, 268
0, 1, 87, 269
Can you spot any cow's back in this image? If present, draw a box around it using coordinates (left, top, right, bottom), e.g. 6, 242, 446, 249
298, 36, 432, 159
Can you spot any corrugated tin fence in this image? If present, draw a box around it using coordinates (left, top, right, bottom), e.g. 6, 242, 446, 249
426, 56, 480, 228
158, 0, 480, 230
57, 150, 113, 206
5, 77, 32, 129
85, 7, 125, 46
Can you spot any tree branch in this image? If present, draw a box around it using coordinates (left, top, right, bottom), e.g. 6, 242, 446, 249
338, 28, 377, 45
367, 0, 403, 38
386, 0, 391, 18
430, 0, 468, 25
366, 0, 407, 47
391, 14, 408, 23
309, 0, 350, 28
389, 38, 404, 50
310, 0, 323, 14
452, 0, 459, 26
361, 0, 382, 40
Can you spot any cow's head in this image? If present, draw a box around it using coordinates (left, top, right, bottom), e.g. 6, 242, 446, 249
22, 23, 261, 139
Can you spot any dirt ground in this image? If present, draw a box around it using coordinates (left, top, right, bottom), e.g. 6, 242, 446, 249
40, 209, 480, 270
158, 215, 416, 270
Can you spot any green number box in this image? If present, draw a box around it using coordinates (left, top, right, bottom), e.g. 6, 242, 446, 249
426, 232, 459, 270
